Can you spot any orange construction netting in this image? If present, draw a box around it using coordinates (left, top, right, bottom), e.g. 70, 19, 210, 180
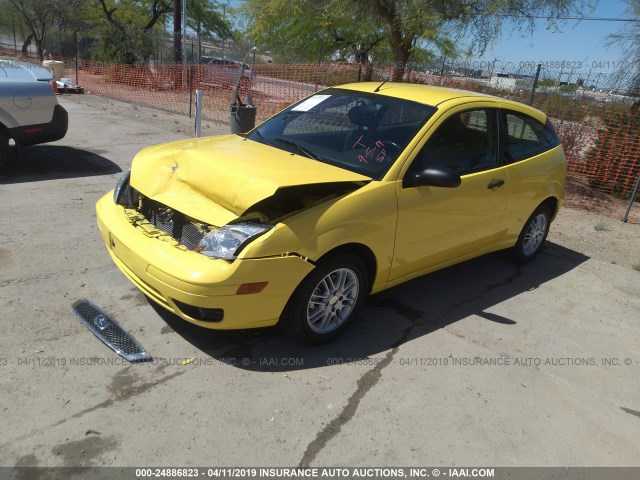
3, 50, 639, 223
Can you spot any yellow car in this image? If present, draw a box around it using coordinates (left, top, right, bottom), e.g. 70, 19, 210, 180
96, 82, 565, 344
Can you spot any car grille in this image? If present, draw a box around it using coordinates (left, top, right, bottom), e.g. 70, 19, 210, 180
72, 298, 152, 363
141, 199, 207, 250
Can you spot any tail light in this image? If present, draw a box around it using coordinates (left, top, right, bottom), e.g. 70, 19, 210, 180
49, 79, 59, 95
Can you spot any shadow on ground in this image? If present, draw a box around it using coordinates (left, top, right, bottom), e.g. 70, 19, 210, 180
0, 145, 121, 184
149, 241, 589, 372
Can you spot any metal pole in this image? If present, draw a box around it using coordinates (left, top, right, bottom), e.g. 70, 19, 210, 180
173, 1, 180, 63
194, 90, 203, 137
182, 0, 187, 88
621, 172, 640, 223
231, 47, 256, 104
221, 4, 226, 58
315, 47, 322, 92
189, 66, 194, 118
12, 17, 17, 51
529, 63, 542, 106
74, 30, 79, 86
58, 21, 63, 57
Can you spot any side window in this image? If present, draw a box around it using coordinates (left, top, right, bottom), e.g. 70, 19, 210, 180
502, 111, 560, 163
407, 108, 498, 177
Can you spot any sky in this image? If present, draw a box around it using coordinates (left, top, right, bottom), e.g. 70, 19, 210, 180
477, 1, 635, 75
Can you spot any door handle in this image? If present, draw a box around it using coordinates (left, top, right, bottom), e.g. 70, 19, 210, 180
487, 178, 505, 189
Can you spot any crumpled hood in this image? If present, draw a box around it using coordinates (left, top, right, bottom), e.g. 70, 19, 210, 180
130, 134, 370, 226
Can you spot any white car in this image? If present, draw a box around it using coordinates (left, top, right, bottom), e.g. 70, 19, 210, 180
0, 58, 68, 162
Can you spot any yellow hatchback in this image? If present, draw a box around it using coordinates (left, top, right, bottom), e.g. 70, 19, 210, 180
96, 83, 566, 344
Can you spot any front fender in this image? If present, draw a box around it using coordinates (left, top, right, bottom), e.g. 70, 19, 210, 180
240, 181, 398, 291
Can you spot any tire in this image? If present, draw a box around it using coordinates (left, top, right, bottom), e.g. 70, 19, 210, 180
510, 206, 552, 263
280, 254, 368, 345
0, 129, 10, 165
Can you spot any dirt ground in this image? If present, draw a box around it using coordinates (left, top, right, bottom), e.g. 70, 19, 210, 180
1, 94, 639, 471
548, 208, 640, 270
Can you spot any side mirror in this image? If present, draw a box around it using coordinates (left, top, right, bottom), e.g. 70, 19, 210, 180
403, 166, 462, 188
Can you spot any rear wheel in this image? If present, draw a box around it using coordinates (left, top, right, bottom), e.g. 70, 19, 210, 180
510, 206, 551, 263
280, 255, 368, 345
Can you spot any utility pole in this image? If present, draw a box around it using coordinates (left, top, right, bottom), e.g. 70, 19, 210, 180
529, 63, 542, 106
12, 16, 17, 51
173, 0, 182, 64
182, 0, 187, 87
221, 4, 226, 58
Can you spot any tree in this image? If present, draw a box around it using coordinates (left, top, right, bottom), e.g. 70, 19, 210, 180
350, 0, 461, 81
92, 0, 230, 64
2, 0, 78, 60
94, 0, 172, 64
356, 0, 597, 81
243, 0, 386, 71
606, 0, 640, 95
243, 0, 596, 82
174, 0, 233, 63
187, 0, 233, 61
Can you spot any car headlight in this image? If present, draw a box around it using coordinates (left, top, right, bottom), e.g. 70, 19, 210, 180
196, 223, 272, 259
113, 169, 139, 207
113, 169, 130, 203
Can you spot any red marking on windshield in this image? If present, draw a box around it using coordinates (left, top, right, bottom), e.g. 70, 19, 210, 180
352, 135, 388, 163
352, 135, 367, 149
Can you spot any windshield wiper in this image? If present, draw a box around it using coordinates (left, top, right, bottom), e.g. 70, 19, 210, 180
273, 137, 321, 160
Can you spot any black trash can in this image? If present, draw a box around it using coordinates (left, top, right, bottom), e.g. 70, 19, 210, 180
230, 103, 257, 134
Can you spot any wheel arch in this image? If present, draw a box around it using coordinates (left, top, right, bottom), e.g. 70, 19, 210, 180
315, 242, 377, 294
538, 196, 560, 220
0, 122, 12, 161
0, 120, 11, 138
279, 242, 375, 344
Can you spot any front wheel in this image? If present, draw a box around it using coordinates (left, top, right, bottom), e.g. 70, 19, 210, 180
280, 255, 368, 345
510, 206, 551, 263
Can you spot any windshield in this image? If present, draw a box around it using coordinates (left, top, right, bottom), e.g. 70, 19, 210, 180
247, 88, 436, 180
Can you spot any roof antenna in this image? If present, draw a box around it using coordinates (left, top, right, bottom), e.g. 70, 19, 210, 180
373, 80, 387, 93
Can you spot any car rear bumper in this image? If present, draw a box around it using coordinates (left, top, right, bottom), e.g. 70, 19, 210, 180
96, 194, 315, 330
10, 104, 68, 147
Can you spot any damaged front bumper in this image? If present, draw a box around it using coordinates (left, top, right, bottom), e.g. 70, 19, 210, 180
96, 193, 315, 330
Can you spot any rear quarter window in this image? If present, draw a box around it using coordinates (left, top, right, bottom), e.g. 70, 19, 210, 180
502, 110, 560, 163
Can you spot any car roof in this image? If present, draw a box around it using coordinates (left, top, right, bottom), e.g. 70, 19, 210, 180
0, 58, 53, 81
336, 82, 547, 121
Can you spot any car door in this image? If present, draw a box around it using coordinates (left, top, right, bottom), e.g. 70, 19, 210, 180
389, 106, 509, 283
